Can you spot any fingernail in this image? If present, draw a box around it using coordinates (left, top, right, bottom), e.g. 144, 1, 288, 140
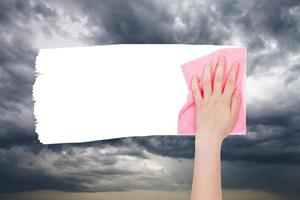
192, 75, 197, 84
232, 61, 239, 70
193, 75, 197, 81
218, 55, 225, 67
205, 63, 210, 71
204, 63, 211, 73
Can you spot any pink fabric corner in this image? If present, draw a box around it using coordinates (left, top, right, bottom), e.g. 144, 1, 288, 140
178, 47, 247, 136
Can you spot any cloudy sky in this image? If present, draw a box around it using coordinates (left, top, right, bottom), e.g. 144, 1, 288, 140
0, 0, 300, 199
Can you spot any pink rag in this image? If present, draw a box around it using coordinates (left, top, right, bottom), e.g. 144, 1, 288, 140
178, 47, 247, 135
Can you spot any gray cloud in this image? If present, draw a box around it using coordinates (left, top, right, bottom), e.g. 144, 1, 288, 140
0, 0, 56, 145
0, 143, 193, 192
1, 137, 300, 199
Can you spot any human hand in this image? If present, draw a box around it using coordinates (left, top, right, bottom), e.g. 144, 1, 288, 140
192, 55, 241, 145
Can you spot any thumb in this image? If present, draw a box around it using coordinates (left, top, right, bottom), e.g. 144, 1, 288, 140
230, 88, 241, 123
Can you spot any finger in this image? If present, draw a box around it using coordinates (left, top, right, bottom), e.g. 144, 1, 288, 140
230, 89, 241, 123
213, 55, 226, 96
203, 62, 212, 99
223, 61, 239, 99
192, 75, 202, 106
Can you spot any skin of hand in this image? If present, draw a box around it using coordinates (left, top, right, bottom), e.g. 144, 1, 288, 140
190, 55, 241, 200
193, 55, 241, 145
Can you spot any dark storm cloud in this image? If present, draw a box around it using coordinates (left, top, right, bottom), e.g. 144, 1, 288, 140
286, 63, 300, 85
0, 145, 81, 192
0, 0, 300, 199
133, 136, 196, 159
73, 0, 232, 44
207, 0, 300, 76
221, 161, 300, 200
0, 0, 58, 146
77, 0, 176, 44
0, 143, 186, 193
71, 0, 300, 70
0, 161, 82, 193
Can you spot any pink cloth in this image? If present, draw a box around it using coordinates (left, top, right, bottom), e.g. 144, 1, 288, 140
178, 47, 247, 135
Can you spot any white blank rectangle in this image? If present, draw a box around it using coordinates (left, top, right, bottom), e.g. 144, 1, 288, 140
33, 44, 239, 144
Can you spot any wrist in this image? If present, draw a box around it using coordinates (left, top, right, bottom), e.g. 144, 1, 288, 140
195, 134, 223, 149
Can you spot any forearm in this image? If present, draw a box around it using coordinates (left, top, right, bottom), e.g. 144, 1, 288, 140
191, 136, 223, 200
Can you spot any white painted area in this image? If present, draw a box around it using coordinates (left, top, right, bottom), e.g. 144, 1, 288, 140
34, 44, 240, 144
